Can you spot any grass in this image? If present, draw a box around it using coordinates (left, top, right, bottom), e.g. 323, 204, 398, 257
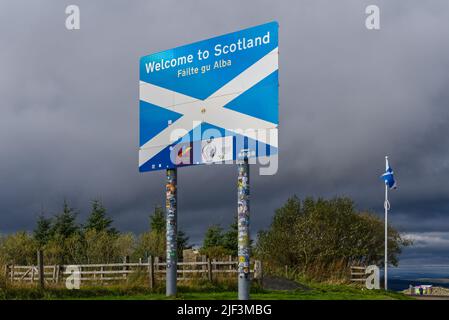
83, 290, 410, 300
0, 281, 412, 300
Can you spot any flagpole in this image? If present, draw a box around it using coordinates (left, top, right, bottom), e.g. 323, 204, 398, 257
384, 156, 388, 291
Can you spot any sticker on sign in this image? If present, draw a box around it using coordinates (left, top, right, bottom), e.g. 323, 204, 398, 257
139, 21, 279, 172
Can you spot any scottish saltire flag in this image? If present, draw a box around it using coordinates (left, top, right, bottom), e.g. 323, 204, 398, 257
381, 158, 397, 189
139, 22, 279, 172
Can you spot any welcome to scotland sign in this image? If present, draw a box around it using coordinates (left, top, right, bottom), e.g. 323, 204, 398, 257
139, 21, 279, 172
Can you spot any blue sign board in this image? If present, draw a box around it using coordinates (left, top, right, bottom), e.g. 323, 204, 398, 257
139, 21, 279, 172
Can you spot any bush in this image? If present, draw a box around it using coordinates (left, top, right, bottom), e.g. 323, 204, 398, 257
256, 196, 411, 281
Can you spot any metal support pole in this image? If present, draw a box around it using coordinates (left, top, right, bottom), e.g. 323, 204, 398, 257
166, 168, 177, 296
384, 183, 388, 291
237, 157, 250, 300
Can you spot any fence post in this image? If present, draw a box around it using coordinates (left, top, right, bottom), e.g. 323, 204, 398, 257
123, 256, 129, 281
207, 258, 212, 282
201, 255, 207, 279
37, 250, 44, 289
148, 255, 154, 289
55, 265, 60, 284
155, 256, 159, 280
100, 266, 104, 283
4, 265, 9, 284
254, 260, 263, 283
11, 264, 14, 282
254, 260, 259, 279
181, 259, 185, 281
52, 265, 56, 283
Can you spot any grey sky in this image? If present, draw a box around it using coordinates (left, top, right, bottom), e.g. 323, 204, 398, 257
1, 0, 449, 267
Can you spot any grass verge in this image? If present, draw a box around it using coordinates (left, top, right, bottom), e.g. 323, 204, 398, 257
0, 281, 412, 300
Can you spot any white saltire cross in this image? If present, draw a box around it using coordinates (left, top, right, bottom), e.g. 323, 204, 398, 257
139, 47, 279, 167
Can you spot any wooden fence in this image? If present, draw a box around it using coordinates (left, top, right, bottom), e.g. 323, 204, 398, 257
4, 257, 262, 288
350, 265, 366, 283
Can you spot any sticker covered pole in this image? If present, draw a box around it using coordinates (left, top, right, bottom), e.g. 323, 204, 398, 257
237, 154, 250, 300
166, 168, 177, 296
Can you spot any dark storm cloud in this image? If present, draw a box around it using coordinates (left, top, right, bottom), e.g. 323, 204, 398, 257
1, 1, 449, 265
